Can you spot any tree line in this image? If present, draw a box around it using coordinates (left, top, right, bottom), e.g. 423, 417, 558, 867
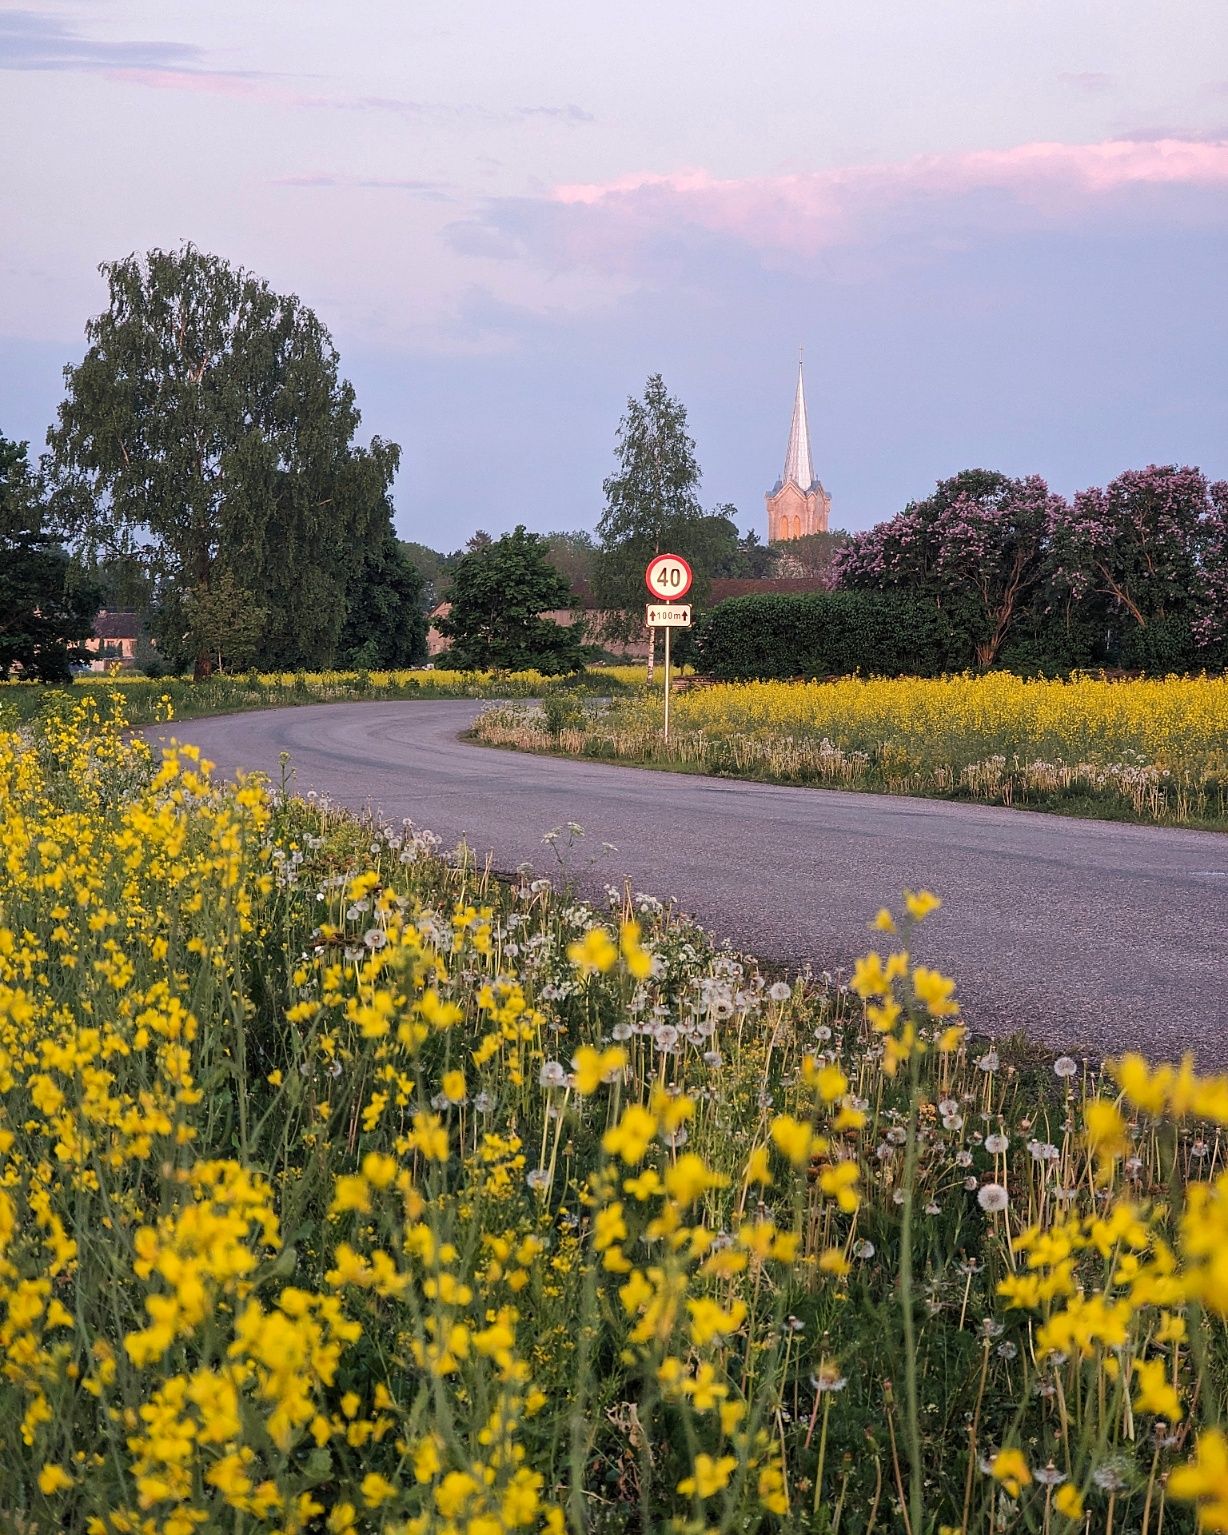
407, 372, 849, 673
428, 395, 1228, 679
3, 241, 1224, 682
1, 243, 790, 681
0, 238, 836, 682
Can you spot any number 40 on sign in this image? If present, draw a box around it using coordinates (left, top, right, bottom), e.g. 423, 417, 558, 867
643, 553, 693, 743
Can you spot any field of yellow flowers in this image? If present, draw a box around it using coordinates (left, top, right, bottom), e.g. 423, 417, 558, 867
0, 666, 656, 730
5, 689, 1228, 1533
477, 672, 1228, 827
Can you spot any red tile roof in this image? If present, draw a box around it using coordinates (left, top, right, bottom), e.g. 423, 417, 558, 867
92, 610, 142, 640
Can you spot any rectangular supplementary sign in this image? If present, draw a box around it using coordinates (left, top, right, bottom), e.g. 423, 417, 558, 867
646, 604, 691, 628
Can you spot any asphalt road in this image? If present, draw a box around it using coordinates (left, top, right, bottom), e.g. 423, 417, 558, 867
162, 701, 1228, 1065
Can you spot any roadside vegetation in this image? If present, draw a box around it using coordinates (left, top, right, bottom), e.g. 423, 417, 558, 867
474, 672, 1228, 829
0, 665, 658, 729
3, 688, 1228, 1533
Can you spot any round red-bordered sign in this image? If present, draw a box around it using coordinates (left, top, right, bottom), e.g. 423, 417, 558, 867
645, 552, 693, 601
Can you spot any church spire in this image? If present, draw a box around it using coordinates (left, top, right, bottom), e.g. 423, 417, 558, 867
765, 354, 831, 543
782, 359, 814, 491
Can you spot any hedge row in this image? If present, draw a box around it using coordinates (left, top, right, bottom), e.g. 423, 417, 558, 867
694, 593, 953, 679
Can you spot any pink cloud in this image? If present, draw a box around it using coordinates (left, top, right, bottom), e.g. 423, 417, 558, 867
551, 137, 1228, 257
101, 67, 279, 99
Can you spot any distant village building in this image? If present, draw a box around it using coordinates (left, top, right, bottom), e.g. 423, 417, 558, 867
765, 361, 831, 542
83, 610, 142, 671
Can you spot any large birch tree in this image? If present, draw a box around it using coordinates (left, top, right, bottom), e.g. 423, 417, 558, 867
47, 244, 399, 676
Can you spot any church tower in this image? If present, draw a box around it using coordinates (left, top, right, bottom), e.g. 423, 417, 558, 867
765, 360, 831, 542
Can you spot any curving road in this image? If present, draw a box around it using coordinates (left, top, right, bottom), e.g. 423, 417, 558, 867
160, 701, 1228, 1065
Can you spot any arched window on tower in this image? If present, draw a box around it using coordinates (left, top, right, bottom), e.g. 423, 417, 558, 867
793, 514, 802, 539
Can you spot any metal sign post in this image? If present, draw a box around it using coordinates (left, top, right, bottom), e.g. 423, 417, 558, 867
664, 620, 672, 742
644, 555, 694, 746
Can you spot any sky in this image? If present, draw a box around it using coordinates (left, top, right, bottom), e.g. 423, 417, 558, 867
2, 1, 1226, 547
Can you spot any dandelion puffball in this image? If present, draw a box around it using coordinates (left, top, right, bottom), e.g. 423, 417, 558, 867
978, 1182, 1010, 1213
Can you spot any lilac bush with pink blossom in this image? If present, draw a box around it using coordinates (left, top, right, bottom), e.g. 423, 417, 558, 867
836, 464, 1227, 674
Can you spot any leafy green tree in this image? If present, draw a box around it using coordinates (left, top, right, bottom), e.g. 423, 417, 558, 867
542, 530, 598, 596
47, 243, 400, 677
0, 433, 100, 681
771, 529, 849, 585
400, 541, 456, 612
338, 534, 426, 667
75, 546, 153, 614
438, 525, 591, 674
182, 569, 267, 674
594, 374, 715, 643
712, 524, 780, 580
687, 510, 743, 580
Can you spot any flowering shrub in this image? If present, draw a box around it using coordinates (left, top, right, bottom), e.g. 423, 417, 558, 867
4, 691, 1228, 1531
478, 671, 1228, 827
836, 470, 1061, 668
836, 465, 1228, 673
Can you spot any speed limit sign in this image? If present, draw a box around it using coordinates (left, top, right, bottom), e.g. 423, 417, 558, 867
645, 553, 693, 601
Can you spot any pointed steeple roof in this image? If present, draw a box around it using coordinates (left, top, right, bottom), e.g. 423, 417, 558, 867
781, 360, 815, 491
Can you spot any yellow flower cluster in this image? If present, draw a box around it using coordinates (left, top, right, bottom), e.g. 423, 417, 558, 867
6, 693, 1228, 1532
479, 670, 1228, 825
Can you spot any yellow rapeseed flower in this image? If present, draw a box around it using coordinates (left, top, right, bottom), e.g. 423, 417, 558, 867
1133, 1356, 1183, 1421
1053, 1484, 1084, 1520
770, 1114, 820, 1168
572, 1045, 627, 1095
567, 927, 618, 975
37, 1464, 74, 1495
360, 1472, 397, 1507
678, 1453, 737, 1500
602, 1104, 658, 1165
619, 919, 654, 980
1170, 1429, 1228, 1530
1085, 1098, 1129, 1170
664, 1153, 728, 1207
912, 965, 959, 1018
990, 1447, 1031, 1498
